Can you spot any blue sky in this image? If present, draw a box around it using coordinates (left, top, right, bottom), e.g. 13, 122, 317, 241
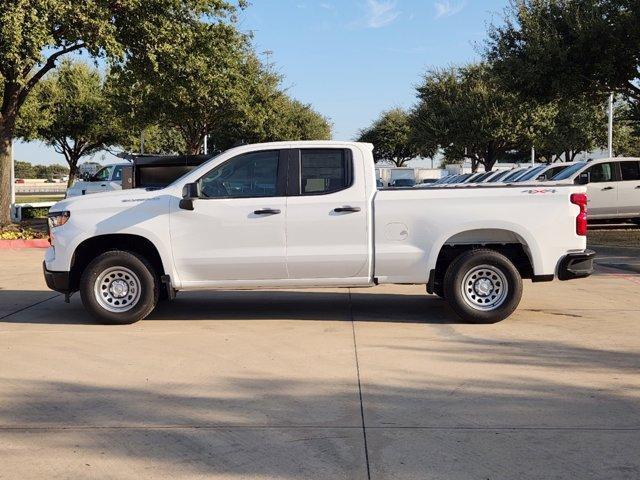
15, 0, 507, 166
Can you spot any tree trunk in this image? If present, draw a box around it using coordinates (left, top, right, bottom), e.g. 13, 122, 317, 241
0, 130, 13, 226
63, 153, 81, 189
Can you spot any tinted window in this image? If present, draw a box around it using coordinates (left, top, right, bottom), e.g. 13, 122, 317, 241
586, 162, 614, 183
620, 161, 640, 181
112, 165, 123, 181
300, 149, 349, 194
544, 165, 568, 179
139, 166, 195, 189
552, 162, 586, 180
93, 167, 111, 181
200, 150, 280, 198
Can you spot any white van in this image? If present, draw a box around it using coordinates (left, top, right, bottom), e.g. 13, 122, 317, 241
551, 158, 640, 221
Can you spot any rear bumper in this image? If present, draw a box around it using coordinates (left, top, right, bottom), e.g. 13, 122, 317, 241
43, 262, 71, 293
558, 249, 595, 281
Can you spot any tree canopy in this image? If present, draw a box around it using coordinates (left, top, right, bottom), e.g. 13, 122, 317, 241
357, 108, 428, 167
18, 61, 121, 186
0, 0, 242, 224
412, 64, 546, 171
486, 0, 640, 103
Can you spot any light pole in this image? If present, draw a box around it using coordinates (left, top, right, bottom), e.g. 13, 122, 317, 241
607, 93, 614, 158
531, 146, 535, 165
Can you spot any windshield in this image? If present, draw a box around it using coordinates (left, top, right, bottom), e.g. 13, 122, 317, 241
552, 162, 585, 180
487, 170, 509, 182
515, 166, 545, 182
92, 166, 112, 181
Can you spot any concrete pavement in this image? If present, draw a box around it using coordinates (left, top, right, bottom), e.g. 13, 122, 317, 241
0, 248, 639, 479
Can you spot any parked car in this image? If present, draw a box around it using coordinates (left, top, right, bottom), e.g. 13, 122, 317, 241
390, 178, 416, 187
45, 141, 594, 325
66, 164, 128, 197
530, 163, 573, 181
376, 179, 384, 188
420, 178, 438, 184
551, 158, 640, 222
15, 178, 25, 184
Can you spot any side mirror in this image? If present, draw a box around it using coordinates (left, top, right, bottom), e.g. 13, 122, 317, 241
179, 182, 199, 211
575, 172, 590, 185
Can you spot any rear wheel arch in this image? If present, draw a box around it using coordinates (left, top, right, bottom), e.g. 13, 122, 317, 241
429, 229, 535, 294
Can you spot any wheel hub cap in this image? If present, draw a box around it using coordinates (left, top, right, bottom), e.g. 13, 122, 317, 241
109, 279, 129, 298
94, 266, 141, 313
474, 278, 494, 296
461, 264, 509, 311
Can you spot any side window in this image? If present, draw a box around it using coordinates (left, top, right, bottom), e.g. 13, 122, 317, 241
586, 162, 614, 183
112, 165, 123, 181
300, 149, 350, 195
620, 161, 640, 181
94, 167, 111, 182
199, 150, 280, 198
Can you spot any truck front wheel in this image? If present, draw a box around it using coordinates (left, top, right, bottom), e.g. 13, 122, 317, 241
443, 249, 523, 324
80, 250, 159, 324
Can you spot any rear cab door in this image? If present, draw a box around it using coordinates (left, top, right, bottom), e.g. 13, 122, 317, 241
584, 161, 619, 218
618, 160, 640, 218
285, 146, 373, 283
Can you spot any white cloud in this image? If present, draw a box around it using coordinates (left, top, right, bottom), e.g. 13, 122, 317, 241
434, 0, 466, 19
364, 0, 401, 28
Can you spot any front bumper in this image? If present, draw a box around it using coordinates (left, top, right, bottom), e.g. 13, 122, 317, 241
558, 249, 596, 281
43, 262, 71, 293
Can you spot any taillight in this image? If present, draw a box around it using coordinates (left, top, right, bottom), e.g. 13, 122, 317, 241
570, 193, 588, 236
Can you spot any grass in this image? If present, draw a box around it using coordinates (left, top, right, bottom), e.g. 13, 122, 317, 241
15, 195, 64, 204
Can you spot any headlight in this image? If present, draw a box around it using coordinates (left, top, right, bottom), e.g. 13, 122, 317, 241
47, 211, 71, 229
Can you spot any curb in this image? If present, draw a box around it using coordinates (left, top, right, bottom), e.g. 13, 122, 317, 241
0, 239, 49, 249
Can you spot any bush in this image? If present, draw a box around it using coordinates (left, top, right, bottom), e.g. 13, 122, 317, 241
0, 224, 48, 240
21, 207, 50, 219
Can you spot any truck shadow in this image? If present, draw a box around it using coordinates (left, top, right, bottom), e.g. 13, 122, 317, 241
0, 289, 462, 324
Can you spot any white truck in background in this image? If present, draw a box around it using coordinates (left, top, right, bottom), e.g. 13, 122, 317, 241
44, 141, 594, 325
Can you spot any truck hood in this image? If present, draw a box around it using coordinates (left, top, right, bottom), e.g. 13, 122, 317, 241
50, 187, 169, 213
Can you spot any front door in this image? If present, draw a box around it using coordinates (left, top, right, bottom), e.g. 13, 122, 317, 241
584, 162, 619, 218
170, 149, 288, 284
618, 160, 640, 218
285, 148, 369, 280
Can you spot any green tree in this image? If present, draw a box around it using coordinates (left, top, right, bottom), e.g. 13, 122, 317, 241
14, 161, 35, 178
534, 97, 609, 162
19, 61, 121, 186
486, 0, 640, 104
412, 64, 544, 172
357, 108, 430, 167
112, 30, 330, 156
0, 0, 240, 224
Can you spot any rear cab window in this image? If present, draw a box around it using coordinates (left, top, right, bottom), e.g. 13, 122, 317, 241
620, 161, 640, 181
289, 148, 353, 195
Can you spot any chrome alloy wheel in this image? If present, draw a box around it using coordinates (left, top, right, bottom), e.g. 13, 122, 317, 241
94, 266, 142, 313
460, 264, 509, 311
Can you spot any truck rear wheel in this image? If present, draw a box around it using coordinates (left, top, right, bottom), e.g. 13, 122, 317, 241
443, 249, 522, 324
80, 250, 159, 324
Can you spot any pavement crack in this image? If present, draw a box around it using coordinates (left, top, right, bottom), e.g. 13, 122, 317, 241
0, 294, 61, 321
348, 288, 372, 480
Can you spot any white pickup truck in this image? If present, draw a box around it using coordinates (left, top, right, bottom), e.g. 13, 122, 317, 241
44, 141, 594, 325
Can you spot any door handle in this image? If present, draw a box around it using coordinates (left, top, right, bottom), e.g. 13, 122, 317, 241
333, 206, 361, 213
635, 185, 640, 189
253, 208, 281, 215
601, 186, 614, 191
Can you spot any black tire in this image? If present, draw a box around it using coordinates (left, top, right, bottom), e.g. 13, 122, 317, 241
443, 249, 522, 324
80, 250, 159, 324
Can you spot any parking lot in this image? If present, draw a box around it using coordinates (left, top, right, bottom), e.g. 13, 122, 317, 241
1, 246, 639, 479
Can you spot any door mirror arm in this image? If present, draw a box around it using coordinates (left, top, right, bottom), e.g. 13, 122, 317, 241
179, 182, 199, 211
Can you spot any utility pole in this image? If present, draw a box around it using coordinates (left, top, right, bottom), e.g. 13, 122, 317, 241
531, 146, 535, 165
203, 134, 208, 155
607, 93, 614, 157
140, 130, 145, 155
